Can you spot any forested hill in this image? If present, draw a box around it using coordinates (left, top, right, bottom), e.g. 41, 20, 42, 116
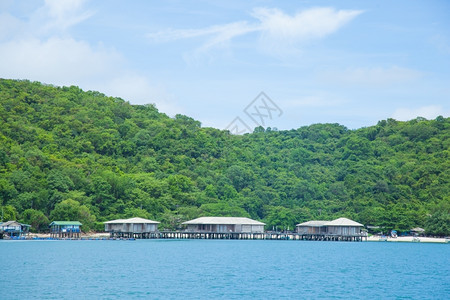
0, 79, 449, 235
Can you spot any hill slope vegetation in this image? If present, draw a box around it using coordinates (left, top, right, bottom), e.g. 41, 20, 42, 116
0, 79, 449, 234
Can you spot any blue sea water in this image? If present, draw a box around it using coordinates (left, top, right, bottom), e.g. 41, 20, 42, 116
0, 240, 449, 299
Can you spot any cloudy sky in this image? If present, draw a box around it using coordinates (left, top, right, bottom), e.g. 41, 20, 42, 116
1, 0, 449, 131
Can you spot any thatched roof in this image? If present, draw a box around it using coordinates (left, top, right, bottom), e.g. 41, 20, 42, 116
182, 217, 265, 226
104, 217, 159, 224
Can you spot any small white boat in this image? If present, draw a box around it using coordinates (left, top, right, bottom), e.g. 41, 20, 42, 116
412, 237, 420, 243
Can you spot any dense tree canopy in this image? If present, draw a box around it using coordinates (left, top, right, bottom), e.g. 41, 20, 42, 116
0, 79, 448, 234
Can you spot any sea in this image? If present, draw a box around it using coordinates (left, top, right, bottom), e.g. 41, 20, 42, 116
0, 239, 448, 299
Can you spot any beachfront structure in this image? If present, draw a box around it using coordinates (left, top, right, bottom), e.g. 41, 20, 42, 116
49, 221, 82, 238
296, 217, 365, 241
104, 217, 160, 238
325, 218, 364, 235
182, 217, 265, 233
0, 221, 30, 238
296, 221, 328, 234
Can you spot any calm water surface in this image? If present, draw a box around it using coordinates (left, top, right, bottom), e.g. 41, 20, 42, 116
0, 240, 448, 299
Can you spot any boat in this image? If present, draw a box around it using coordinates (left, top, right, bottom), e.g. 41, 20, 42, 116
412, 237, 420, 243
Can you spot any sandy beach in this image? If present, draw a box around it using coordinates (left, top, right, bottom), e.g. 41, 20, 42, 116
368, 235, 448, 243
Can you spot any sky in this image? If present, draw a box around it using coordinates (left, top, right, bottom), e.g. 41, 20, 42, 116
1, 0, 449, 132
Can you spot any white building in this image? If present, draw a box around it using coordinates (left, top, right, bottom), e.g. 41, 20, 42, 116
296, 217, 364, 235
104, 217, 159, 233
182, 217, 265, 233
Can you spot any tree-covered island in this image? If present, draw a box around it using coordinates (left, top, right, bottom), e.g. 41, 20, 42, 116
0, 79, 448, 235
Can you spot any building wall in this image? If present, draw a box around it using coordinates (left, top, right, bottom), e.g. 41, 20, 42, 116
105, 223, 158, 233
241, 225, 251, 232
186, 224, 258, 233
252, 225, 264, 233
1, 225, 21, 231
327, 226, 361, 235
105, 224, 127, 232
145, 224, 157, 232
296, 226, 326, 234
51, 225, 80, 233
240, 224, 264, 233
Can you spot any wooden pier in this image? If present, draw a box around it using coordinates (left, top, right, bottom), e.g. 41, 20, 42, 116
109, 231, 368, 241
109, 231, 160, 239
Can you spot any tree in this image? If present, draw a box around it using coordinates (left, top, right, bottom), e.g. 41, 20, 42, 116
425, 199, 450, 236
425, 211, 450, 236
50, 199, 95, 231
21, 209, 49, 232
0, 79, 448, 233
226, 165, 254, 191
1, 205, 17, 221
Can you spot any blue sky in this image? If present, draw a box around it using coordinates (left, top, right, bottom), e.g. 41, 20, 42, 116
1, 0, 449, 132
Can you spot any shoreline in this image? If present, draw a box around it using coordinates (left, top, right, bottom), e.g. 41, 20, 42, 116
367, 235, 448, 243
2, 232, 448, 243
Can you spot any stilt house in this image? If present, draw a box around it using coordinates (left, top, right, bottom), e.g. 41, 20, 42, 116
0, 221, 30, 238
49, 221, 82, 238
182, 217, 265, 233
296, 220, 328, 234
296, 217, 364, 236
104, 217, 160, 238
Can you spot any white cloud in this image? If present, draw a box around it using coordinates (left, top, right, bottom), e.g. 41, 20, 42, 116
320, 66, 422, 86
0, 37, 122, 85
0, 1, 179, 115
253, 7, 362, 41
149, 21, 259, 63
147, 7, 363, 57
37, 0, 94, 33
392, 105, 447, 121
0, 13, 24, 40
148, 21, 258, 44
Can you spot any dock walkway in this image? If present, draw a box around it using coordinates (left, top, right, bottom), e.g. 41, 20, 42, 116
109, 231, 367, 241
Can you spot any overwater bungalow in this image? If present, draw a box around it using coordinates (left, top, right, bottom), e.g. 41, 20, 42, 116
325, 218, 364, 235
296, 220, 328, 234
296, 217, 365, 241
49, 221, 82, 238
182, 217, 265, 233
104, 217, 160, 238
0, 221, 30, 238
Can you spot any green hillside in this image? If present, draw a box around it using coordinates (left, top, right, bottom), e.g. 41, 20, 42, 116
0, 79, 449, 235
